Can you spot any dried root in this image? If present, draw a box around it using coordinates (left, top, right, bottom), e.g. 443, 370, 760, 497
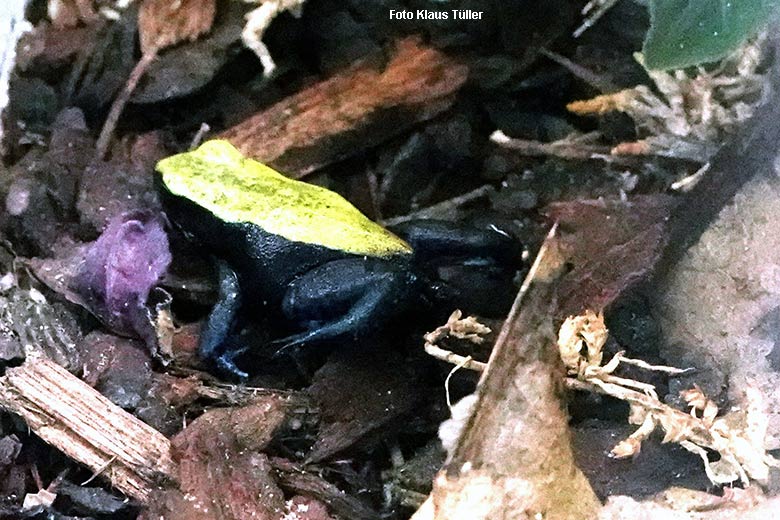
422, 309, 490, 373
567, 36, 768, 163
494, 33, 769, 168
240, 0, 306, 76
559, 310, 780, 486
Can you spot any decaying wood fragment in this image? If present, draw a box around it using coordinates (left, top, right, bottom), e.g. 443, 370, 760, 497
221, 36, 469, 178
414, 249, 600, 520
143, 398, 293, 520
272, 458, 378, 520
0, 355, 176, 502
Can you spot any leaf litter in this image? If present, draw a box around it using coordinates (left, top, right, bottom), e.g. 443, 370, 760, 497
559, 310, 780, 487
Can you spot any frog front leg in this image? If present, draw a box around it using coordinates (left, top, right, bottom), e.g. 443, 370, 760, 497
199, 259, 249, 379
275, 258, 418, 351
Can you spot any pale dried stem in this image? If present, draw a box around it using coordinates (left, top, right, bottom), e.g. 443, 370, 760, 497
95, 50, 157, 160
491, 130, 612, 161
423, 343, 486, 372
381, 185, 495, 227
616, 353, 694, 374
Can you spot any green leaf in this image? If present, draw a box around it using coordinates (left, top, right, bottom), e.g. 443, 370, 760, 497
643, 0, 779, 70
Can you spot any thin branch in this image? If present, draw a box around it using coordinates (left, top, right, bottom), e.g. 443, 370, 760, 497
95, 50, 158, 160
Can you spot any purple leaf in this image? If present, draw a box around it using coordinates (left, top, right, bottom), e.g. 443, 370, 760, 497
74, 210, 171, 337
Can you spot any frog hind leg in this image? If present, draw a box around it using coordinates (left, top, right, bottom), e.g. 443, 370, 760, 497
274, 258, 417, 352
390, 219, 522, 314
389, 219, 521, 265
199, 259, 248, 379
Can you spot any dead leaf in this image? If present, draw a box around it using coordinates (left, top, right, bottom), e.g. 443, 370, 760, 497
544, 195, 675, 318
306, 349, 421, 463
138, 0, 216, 55
132, 2, 246, 104
97, 0, 217, 158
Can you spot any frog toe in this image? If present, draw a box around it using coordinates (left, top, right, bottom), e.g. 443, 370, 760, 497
214, 352, 249, 381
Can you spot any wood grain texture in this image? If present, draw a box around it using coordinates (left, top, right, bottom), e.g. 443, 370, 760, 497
0, 356, 176, 501
220, 37, 469, 178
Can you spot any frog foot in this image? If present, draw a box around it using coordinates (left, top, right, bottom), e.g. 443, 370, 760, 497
214, 349, 250, 381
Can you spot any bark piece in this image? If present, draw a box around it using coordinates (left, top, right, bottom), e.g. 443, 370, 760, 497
415, 274, 600, 519
220, 37, 469, 178
0, 356, 176, 501
143, 397, 295, 520
271, 458, 377, 520
306, 349, 421, 463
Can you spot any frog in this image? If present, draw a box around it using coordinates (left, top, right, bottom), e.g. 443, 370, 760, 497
156, 140, 519, 379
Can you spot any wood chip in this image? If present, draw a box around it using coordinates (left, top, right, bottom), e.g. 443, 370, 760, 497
0, 356, 176, 502
220, 36, 469, 178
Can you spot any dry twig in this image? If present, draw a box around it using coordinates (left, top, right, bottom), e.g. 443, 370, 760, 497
558, 311, 780, 486
423, 309, 489, 373
491, 129, 612, 161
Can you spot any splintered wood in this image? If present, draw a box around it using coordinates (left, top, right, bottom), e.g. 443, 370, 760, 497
0, 356, 175, 502
415, 278, 600, 520
220, 37, 469, 178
